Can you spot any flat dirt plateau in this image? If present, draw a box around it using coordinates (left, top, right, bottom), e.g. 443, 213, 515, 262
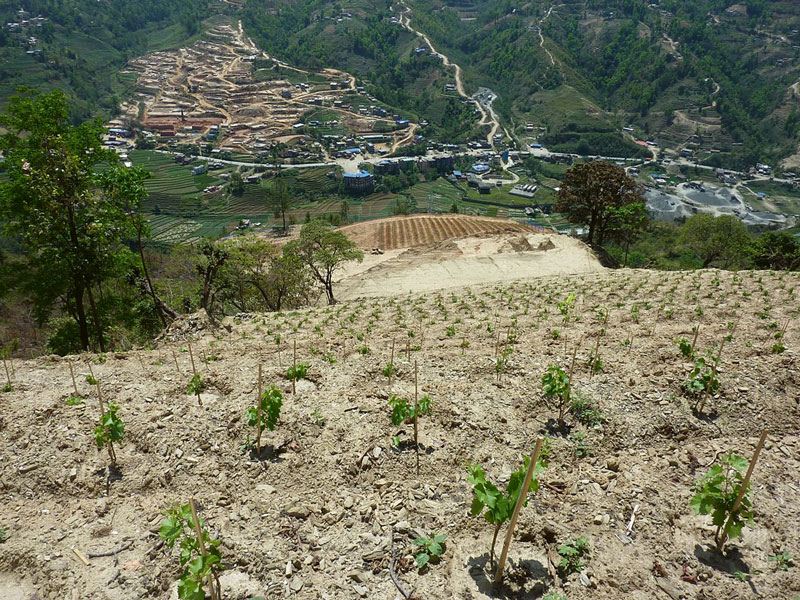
1, 269, 799, 600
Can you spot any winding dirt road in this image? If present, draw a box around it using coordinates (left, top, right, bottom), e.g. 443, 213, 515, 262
394, 2, 502, 150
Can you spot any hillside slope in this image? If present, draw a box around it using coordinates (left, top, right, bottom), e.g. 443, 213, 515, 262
1, 268, 798, 599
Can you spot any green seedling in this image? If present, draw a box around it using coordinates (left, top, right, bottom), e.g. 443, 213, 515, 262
413, 533, 447, 569
389, 393, 431, 427
66, 396, 84, 406
382, 361, 396, 380
2, 383, 12, 393
467, 452, 545, 567
557, 537, 591, 576
0, 527, 7, 543
93, 403, 124, 465
733, 571, 749, 582
691, 452, 753, 552
285, 362, 309, 382
769, 551, 795, 571
557, 293, 576, 323
357, 345, 370, 355
684, 353, 720, 397
86, 375, 98, 386
542, 364, 570, 428
159, 501, 223, 600
569, 431, 593, 457
677, 338, 693, 359
570, 393, 605, 427
187, 373, 205, 405
247, 384, 283, 434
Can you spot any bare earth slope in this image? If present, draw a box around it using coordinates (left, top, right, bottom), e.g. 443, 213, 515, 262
1, 269, 799, 600
335, 215, 603, 300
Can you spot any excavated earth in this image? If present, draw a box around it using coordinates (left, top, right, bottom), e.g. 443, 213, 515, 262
1, 269, 799, 600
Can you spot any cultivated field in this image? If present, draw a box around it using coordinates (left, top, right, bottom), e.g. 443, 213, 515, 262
337, 214, 540, 250
1, 267, 798, 600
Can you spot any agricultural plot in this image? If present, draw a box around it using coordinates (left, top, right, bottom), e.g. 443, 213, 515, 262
338, 214, 538, 250
1, 268, 798, 600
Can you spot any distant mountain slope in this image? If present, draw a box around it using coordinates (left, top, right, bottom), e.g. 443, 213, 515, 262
0, 0, 213, 121
241, 0, 800, 165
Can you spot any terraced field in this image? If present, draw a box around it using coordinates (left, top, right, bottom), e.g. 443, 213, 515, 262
337, 213, 540, 250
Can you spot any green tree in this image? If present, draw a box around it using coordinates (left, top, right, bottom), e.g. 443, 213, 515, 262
607, 201, 649, 267
285, 221, 364, 305
216, 235, 314, 312
679, 214, 751, 268
555, 162, 645, 247
0, 90, 142, 351
268, 177, 292, 232
228, 172, 245, 197
749, 231, 800, 271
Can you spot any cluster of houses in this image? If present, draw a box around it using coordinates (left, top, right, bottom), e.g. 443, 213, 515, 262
5, 10, 47, 31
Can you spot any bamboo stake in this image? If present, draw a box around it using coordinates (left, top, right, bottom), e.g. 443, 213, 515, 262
494, 438, 544, 585
716, 430, 768, 553
189, 499, 219, 600
406, 337, 411, 361
292, 339, 297, 396
689, 324, 701, 358
188, 343, 197, 376
2, 356, 11, 387
256, 364, 263, 458
96, 381, 115, 465
389, 339, 395, 387
171, 348, 180, 374
414, 361, 420, 475
69, 361, 79, 397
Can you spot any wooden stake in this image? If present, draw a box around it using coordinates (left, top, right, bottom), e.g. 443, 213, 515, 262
388, 339, 395, 387
189, 498, 219, 600
494, 438, 544, 585
69, 361, 79, 397
256, 364, 263, 458
2, 356, 11, 387
414, 360, 420, 475
690, 324, 701, 358
292, 339, 297, 396
171, 348, 180, 374
188, 343, 197, 376
96, 381, 115, 465
716, 430, 768, 553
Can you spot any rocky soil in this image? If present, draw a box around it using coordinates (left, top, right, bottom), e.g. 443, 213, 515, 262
1, 268, 799, 600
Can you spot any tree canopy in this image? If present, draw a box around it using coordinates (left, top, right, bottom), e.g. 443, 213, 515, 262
0, 89, 149, 351
285, 221, 364, 305
555, 161, 645, 247
679, 214, 751, 269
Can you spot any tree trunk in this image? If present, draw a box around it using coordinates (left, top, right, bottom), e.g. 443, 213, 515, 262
74, 284, 90, 350
86, 286, 106, 352
135, 221, 166, 327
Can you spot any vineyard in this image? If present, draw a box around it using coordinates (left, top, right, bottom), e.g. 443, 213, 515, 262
338, 214, 540, 250
2, 267, 797, 599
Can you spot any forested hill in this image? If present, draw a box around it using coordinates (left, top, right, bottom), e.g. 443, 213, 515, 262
0, 0, 212, 122
241, 0, 800, 166
400, 0, 800, 164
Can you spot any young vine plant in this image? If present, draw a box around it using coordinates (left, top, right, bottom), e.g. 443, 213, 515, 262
93, 403, 124, 465
467, 452, 546, 567
247, 385, 283, 433
690, 452, 753, 552
159, 503, 224, 600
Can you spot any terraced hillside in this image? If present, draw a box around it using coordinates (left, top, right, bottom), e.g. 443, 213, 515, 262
337, 214, 541, 250
1, 268, 798, 599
